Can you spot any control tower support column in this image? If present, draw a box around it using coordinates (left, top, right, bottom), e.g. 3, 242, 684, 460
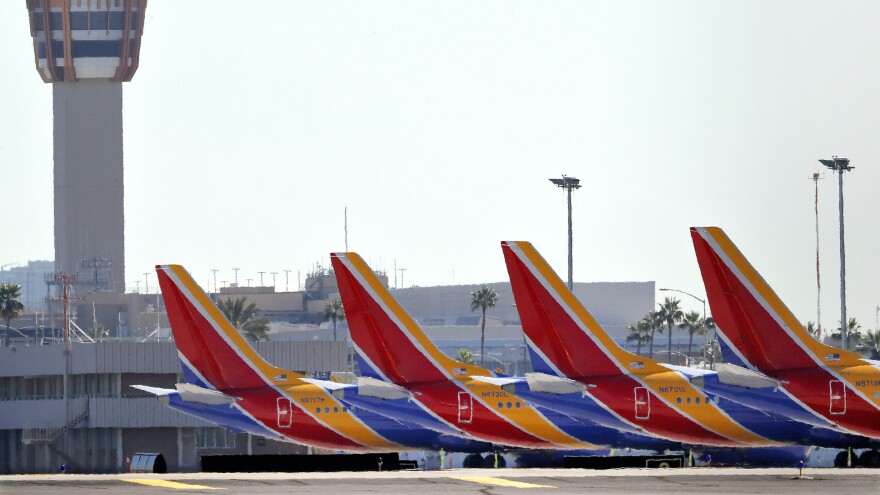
53, 80, 124, 291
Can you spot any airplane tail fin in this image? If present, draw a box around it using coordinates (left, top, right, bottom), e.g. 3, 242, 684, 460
690, 227, 864, 371
331, 253, 488, 385
502, 241, 667, 378
156, 265, 303, 391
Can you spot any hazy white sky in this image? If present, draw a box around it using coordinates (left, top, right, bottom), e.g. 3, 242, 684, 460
2, 1, 878, 332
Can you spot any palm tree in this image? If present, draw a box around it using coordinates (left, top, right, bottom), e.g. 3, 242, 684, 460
656, 297, 684, 364
679, 311, 709, 365
646, 310, 663, 359
626, 320, 652, 356
804, 321, 820, 340
217, 296, 270, 342
855, 330, 880, 359
323, 299, 346, 341
470, 286, 499, 367
457, 349, 476, 365
0, 283, 24, 347
832, 317, 863, 349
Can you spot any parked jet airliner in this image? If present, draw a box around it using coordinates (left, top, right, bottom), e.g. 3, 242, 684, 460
691, 226, 880, 448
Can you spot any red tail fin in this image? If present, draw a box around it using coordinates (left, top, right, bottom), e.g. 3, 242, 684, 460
331, 253, 488, 385
690, 227, 863, 371
156, 265, 300, 391
502, 241, 666, 378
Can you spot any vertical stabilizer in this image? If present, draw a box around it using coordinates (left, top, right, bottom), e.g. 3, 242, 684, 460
156, 265, 302, 391
690, 227, 864, 371
502, 241, 667, 377
331, 253, 490, 385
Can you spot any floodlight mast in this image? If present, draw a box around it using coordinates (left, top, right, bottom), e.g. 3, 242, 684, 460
549, 175, 581, 290
819, 157, 854, 350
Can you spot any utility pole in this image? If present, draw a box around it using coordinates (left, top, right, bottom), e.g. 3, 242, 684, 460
283, 270, 291, 292
143, 273, 150, 294
47, 273, 76, 452
549, 175, 582, 290
819, 157, 854, 350
233, 268, 240, 287
399, 268, 407, 289
211, 269, 219, 295
271, 272, 278, 290
258, 271, 265, 286
809, 172, 824, 339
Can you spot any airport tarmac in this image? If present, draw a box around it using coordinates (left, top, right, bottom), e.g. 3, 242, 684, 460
1, 468, 879, 494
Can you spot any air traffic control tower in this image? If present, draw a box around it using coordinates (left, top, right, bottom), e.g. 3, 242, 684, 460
25, 0, 147, 293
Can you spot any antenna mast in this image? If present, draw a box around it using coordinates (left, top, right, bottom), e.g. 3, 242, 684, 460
810, 172, 824, 339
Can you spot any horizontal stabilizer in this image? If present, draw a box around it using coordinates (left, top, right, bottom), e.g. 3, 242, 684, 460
130, 385, 175, 396
469, 373, 587, 397
176, 383, 240, 405
301, 376, 412, 401
298, 378, 348, 391
715, 363, 783, 389
298, 378, 349, 401
331, 372, 358, 384
356, 376, 412, 400
525, 372, 589, 395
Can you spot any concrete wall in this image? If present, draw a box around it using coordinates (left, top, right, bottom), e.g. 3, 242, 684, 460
0, 341, 349, 378
388, 281, 655, 325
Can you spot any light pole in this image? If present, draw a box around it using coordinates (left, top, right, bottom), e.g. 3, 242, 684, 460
549, 175, 581, 290
211, 269, 219, 295
258, 271, 265, 286
819, 156, 854, 350
271, 272, 278, 290
232, 268, 240, 287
